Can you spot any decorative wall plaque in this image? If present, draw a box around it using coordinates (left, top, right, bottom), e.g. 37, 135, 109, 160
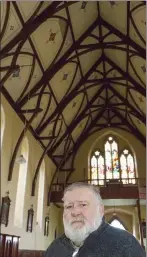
26, 205, 34, 232
0, 191, 11, 227
142, 220, 146, 238
44, 216, 49, 236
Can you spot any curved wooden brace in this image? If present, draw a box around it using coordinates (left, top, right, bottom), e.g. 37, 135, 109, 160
31, 140, 54, 196
8, 114, 35, 181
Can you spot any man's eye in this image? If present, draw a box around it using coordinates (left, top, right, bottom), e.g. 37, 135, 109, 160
66, 205, 72, 209
81, 203, 87, 207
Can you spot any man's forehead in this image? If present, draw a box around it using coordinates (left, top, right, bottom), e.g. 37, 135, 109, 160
63, 187, 93, 202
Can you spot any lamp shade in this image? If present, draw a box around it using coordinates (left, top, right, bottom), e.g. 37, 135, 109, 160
16, 154, 26, 164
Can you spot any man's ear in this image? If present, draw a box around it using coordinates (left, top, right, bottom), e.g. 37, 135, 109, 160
99, 204, 104, 216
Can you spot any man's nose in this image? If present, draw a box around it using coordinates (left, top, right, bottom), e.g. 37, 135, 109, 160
71, 206, 81, 216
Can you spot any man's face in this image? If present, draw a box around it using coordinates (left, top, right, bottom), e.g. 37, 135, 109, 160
63, 187, 103, 245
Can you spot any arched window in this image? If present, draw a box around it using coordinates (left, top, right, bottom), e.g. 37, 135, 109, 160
91, 136, 136, 185
120, 149, 135, 184
36, 160, 45, 229
105, 137, 119, 180
91, 151, 105, 185
1, 105, 5, 147
14, 137, 29, 228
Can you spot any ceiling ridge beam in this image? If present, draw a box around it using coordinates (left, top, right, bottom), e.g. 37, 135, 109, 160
18, 17, 101, 108
36, 55, 103, 134
101, 18, 145, 59
48, 85, 106, 153
104, 55, 146, 96
109, 85, 145, 124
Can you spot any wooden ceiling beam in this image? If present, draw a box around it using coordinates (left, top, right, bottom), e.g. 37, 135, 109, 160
0, 2, 62, 59
36, 55, 103, 134
109, 85, 145, 124
60, 108, 106, 168
18, 17, 101, 108
101, 18, 145, 59
112, 109, 145, 146
104, 55, 146, 96
48, 85, 106, 154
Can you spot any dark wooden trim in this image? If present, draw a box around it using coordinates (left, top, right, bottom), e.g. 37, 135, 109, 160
18, 249, 45, 257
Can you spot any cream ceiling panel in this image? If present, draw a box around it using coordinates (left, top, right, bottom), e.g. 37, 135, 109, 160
68, 2, 98, 40
56, 28, 73, 62
31, 18, 66, 69
96, 62, 104, 74
1, 2, 7, 30
1, 55, 13, 80
27, 94, 52, 129
88, 71, 103, 80
81, 36, 99, 46
128, 115, 146, 136
62, 93, 85, 125
129, 90, 145, 115
130, 5, 146, 48
78, 49, 102, 75
96, 117, 107, 124
93, 95, 105, 106
105, 46, 127, 72
2, 54, 33, 101
76, 95, 88, 116
40, 117, 64, 138
129, 56, 146, 86
103, 33, 122, 43
109, 82, 127, 98
1, 3, 22, 48
86, 85, 103, 101
18, 2, 40, 21
37, 96, 57, 125
100, 1, 127, 35
91, 27, 99, 38
22, 61, 43, 97
71, 116, 89, 142
111, 116, 122, 124
35, 2, 52, 17
50, 62, 79, 102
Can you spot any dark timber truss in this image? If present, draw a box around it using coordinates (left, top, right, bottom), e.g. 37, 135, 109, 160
0, 1, 146, 195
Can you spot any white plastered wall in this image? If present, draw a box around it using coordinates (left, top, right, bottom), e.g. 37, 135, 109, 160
1, 95, 60, 250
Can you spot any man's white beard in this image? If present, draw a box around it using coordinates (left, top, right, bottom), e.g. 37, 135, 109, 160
63, 210, 102, 246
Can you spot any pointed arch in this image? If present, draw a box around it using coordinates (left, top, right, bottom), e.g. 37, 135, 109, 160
91, 150, 105, 185
90, 135, 137, 185
14, 137, 29, 228
108, 215, 127, 231
104, 136, 119, 180
36, 160, 45, 229
120, 149, 136, 184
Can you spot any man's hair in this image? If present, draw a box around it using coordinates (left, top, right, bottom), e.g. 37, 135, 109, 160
63, 182, 103, 204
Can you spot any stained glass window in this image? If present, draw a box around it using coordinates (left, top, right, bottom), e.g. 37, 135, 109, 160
91, 151, 105, 185
105, 137, 119, 179
120, 149, 135, 184
90, 136, 136, 185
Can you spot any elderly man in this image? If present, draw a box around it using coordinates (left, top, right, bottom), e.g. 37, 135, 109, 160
44, 182, 145, 257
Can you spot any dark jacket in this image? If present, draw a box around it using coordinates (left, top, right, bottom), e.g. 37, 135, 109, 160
44, 221, 146, 257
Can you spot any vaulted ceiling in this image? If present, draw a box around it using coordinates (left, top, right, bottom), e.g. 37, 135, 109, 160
0, 1, 146, 172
